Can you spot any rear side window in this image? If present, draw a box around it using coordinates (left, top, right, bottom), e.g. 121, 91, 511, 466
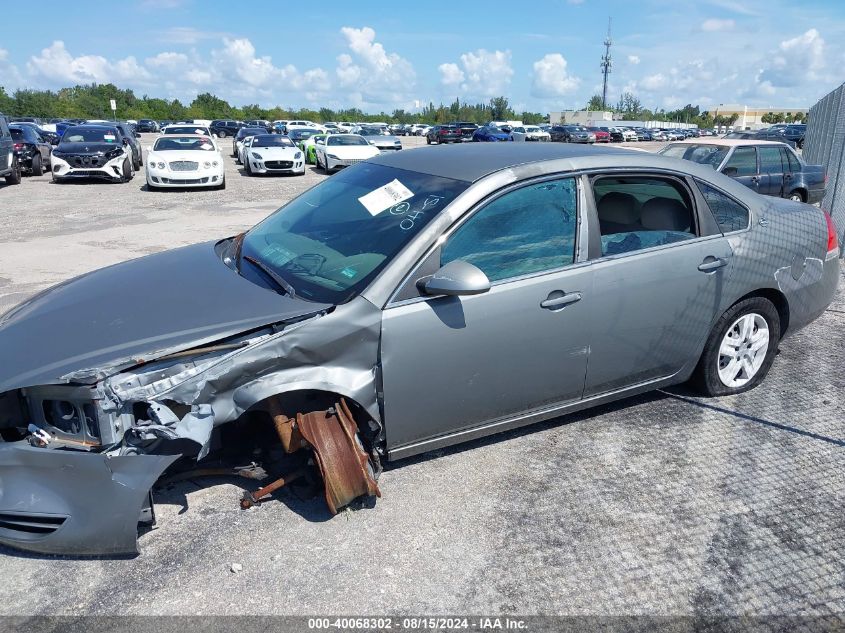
442, 178, 578, 282
695, 180, 749, 233
759, 146, 783, 174
723, 147, 757, 176
593, 176, 697, 256
785, 149, 801, 172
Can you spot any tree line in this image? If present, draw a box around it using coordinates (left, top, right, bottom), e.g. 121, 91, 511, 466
0, 83, 547, 125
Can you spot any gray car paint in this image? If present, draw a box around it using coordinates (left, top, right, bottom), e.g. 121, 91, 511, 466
0, 143, 838, 555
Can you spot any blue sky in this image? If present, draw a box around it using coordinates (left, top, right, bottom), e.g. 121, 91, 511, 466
1, 0, 843, 113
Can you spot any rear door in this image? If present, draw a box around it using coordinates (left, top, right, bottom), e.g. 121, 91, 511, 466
758, 145, 785, 197
721, 146, 760, 193
585, 172, 734, 396
0, 118, 10, 172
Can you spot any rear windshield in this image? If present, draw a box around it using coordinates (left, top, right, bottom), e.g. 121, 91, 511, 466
659, 143, 729, 169
238, 128, 266, 138
10, 129, 23, 140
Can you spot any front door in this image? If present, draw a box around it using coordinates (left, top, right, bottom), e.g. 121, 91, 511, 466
722, 146, 760, 194
380, 177, 592, 452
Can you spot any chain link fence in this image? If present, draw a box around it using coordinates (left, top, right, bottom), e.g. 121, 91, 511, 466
803, 83, 845, 246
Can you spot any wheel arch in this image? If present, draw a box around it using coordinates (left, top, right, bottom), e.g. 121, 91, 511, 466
788, 187, 807, 202
729, 287, 790, 339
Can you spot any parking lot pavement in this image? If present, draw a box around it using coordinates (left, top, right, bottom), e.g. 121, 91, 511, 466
0, 135, 842, 618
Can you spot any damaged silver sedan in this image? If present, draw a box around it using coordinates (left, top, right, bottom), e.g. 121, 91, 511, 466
0, 144, 839, 555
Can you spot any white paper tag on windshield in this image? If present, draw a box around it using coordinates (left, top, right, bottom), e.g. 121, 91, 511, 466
358, 179, 414, 216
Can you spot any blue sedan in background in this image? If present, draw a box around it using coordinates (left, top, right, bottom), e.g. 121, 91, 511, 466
472, 125, 512, 142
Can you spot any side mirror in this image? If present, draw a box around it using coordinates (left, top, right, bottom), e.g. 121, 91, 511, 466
722, 167, 737, 176
419, 260, 491, 297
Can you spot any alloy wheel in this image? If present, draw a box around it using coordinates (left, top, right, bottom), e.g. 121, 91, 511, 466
717, 313, 770, 388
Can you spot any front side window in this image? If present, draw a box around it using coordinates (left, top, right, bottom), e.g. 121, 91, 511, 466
441, 178, 578, 282
593, 176, 697, 256
722, 147, 757, 176
695, 180, 749, 233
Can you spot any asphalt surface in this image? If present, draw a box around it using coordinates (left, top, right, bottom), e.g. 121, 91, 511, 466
0, 135, 842, 620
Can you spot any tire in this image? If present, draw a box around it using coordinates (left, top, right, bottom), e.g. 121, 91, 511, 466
788, 190, 805, 203
691, 296, 780, 396
31, 154, 43, 177
5, 157, 21, 185
217, 178, 226, 190
426, 137, 431, 145
245, 159, 252, 176
121, 157, 133, 182
146, 180, 156, 191
217, 130, 227, 139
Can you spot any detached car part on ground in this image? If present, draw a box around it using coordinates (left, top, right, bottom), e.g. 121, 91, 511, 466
0, 144, 839, 555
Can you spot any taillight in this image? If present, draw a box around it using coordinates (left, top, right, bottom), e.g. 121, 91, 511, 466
439, 129, 448, 135
824, 210, 839, 253
13, 143, 22, 150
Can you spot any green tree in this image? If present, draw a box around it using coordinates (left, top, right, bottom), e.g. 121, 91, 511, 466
488, 96, 513, 121
586, 94, 605, 111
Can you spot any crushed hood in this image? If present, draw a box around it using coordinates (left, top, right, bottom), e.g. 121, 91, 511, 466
0, 240, 330, 391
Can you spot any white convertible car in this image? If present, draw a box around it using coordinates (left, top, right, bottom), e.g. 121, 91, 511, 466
145, 135, 225, 190
243, 134, 305, 176
314, 134, 380, 172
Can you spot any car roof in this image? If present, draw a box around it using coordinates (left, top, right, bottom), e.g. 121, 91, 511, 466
671, 139, 789, 147
369, 143, 641, 182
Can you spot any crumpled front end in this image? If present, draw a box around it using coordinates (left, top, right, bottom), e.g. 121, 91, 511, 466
0, 297, 384, 556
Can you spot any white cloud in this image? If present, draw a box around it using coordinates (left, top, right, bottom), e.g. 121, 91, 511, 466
640, 73, 668, 90
0, 48, 23, 89
756, 28, 825, 88
627, 55, 640, 64
27, 41, 151, 86
334, 26, 416, 106
439, 49, 513, 98
531, 53, 580, 98
702, 18, 735, 31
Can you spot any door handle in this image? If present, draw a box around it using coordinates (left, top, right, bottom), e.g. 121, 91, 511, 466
541, 292, 582, 310
698, 257, 728, 273
750, 175, 760, 183
784, 173, 793, 180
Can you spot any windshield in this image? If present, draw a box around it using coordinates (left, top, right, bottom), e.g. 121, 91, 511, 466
358, 128, 385, 136
153, 136, 216, 151
237, 128, 265, 139
659, 143, 729, 169
525, 126, 540, 132
327, 135, 369, 146
165, 126, 209, 135
289, 130, 316, 140
241, 163, 469, 303
251, 135, 295, 147
62, 127, 120, 143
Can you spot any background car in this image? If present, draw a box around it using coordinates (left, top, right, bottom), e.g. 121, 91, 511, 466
555, 125, 595, 143
659, 139, 825, 202
136, 119, 159, 133
587, 127, 610, 143
472, 125, 511, 142
297, 132, 328, 164
426, 125, 462, 144
210, 120, 242, 138
314, 133, 380, 172
453, 122, 479, 142
51, 124, 135, 183
356, 126, 403, 151
13, 122, 59, 145
232, 127, 267, 160
287, 127, 320, 149
0, 113, 22, 185
243, 134, 305, 176
510, 125, 551, 142
145, 134, 225, 190
9, 125, 51, 176
112, 122, 143, 170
